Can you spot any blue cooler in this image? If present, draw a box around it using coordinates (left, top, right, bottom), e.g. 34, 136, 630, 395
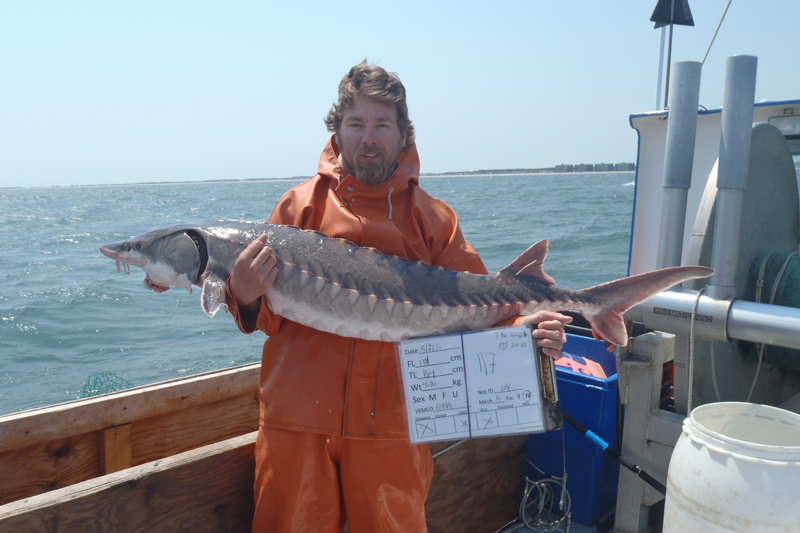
526, 333, 619, 526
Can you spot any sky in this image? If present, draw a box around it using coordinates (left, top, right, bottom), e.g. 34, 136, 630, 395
2, 1, 799, 188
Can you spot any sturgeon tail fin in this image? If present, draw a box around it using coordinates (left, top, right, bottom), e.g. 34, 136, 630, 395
580, 266, 713, 347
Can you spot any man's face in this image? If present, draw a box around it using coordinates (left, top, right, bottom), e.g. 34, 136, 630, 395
337, 95, 406, 186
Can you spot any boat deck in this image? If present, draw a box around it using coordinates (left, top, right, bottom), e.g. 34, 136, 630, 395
500, 515, 608, 533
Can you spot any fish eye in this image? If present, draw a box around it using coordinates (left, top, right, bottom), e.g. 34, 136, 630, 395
135, 243, 142, 251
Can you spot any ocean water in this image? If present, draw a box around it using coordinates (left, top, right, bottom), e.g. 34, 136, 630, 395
0, 173, 634, 415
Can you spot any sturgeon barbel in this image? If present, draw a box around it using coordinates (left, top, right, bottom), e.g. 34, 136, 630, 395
100, 221, 712, 346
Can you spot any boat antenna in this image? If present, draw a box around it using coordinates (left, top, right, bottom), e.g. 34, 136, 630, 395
702, 0, 733, 65
651, 0, 695, 110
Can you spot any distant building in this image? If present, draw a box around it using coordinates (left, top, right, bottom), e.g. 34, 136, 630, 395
552, 162, 636, 173
419, 162, 635, 177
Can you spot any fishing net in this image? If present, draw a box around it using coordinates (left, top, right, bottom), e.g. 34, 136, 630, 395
80, 371, 134, 398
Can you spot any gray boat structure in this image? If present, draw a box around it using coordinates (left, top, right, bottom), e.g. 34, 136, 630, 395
613, 55, 800, 531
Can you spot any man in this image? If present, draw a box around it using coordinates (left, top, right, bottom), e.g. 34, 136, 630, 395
226, 61, 571, 532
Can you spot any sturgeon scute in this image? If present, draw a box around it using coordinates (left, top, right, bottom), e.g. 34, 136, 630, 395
99, 221, 713, 346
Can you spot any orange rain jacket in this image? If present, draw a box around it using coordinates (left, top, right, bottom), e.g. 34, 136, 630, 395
226, 136, 488, 439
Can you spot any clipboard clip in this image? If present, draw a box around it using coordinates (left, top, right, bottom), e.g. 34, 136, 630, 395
537, 343, 563, 431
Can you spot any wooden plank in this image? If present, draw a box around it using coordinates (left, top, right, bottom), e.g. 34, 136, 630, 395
2, 430, 526, 531
0, 363, 260, 453
426, 435, 527, 533
0, 431, 101, 507
0, 393, 257, 504
0, 368, 258, 506
130, 392, 258, 465
101, 424, 132, 474
0, 432, 257, 533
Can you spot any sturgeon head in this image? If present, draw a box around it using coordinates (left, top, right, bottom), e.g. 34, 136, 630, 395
101, 227, 207, 295
100, 222, 262, 317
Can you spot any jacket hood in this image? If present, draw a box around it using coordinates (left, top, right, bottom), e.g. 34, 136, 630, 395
316, 135, 420, 196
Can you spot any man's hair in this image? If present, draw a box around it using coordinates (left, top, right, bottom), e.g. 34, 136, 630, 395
325, 60, 415, 147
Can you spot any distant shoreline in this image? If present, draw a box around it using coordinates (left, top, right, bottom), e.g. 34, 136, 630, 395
420, 170, 635, 179
1, 169, 636, 190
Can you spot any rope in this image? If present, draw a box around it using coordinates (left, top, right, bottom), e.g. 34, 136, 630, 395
516, 424, 572, 532
709, 329, 722, 403
688, 287, 705, 413
431, 439, 466, 459
769, 252, 797, 305
747, 252, 777, 401
702, 0, 734, 65
688, 252, 798, 408
519, 464, 571, 532
688, 286, 720, 409
747, 252, 798, 401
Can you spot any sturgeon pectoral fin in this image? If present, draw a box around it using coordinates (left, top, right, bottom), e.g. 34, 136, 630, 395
201, 276, 228, 317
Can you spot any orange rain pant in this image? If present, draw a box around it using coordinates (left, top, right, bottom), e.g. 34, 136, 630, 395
252, 427, 434, 533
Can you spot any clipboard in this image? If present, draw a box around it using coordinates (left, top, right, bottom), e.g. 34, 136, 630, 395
398, 324, 562, 444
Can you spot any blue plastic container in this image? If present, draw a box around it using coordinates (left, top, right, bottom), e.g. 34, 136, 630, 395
526, 333, 619, 526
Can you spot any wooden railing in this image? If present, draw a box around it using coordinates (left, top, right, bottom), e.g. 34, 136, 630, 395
0, 432, 257, 532
0, 363, 260, 506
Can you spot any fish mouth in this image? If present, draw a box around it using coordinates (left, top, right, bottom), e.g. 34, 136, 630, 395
144, 274, 170, 293
99, 244, 145, 274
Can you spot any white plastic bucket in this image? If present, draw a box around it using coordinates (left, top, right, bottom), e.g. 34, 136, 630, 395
663, 402, 800, 532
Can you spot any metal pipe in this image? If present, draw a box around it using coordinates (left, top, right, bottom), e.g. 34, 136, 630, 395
657, 188, 689, 268
707, 55, 758, 300
728, 300, 800, 350
657, 61, 702, 269
626, 290, 731, 344
627, 291, 800, 351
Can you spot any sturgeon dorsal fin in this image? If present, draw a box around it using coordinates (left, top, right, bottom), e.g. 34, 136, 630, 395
499, 239, 556, 285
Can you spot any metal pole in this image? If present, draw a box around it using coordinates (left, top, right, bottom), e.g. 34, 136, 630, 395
627, 291, 800, 351
664, 23, 674, 109
657, 61, 702, 269
728, 300, 800, 349
662, 0, 677, 109
706, 55, 758, 300
655, 27, 666, 110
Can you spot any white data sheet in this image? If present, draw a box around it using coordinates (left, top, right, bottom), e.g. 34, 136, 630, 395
398, 325, 547, 444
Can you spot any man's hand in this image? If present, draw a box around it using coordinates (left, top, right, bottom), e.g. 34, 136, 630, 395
514, 311, 573, 360
230, 234, 278, 316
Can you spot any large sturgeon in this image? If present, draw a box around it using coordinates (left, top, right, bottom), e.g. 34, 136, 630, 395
100, 221, 712, 346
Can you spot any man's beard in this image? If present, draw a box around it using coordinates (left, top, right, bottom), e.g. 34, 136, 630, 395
347, 145, 400, 186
